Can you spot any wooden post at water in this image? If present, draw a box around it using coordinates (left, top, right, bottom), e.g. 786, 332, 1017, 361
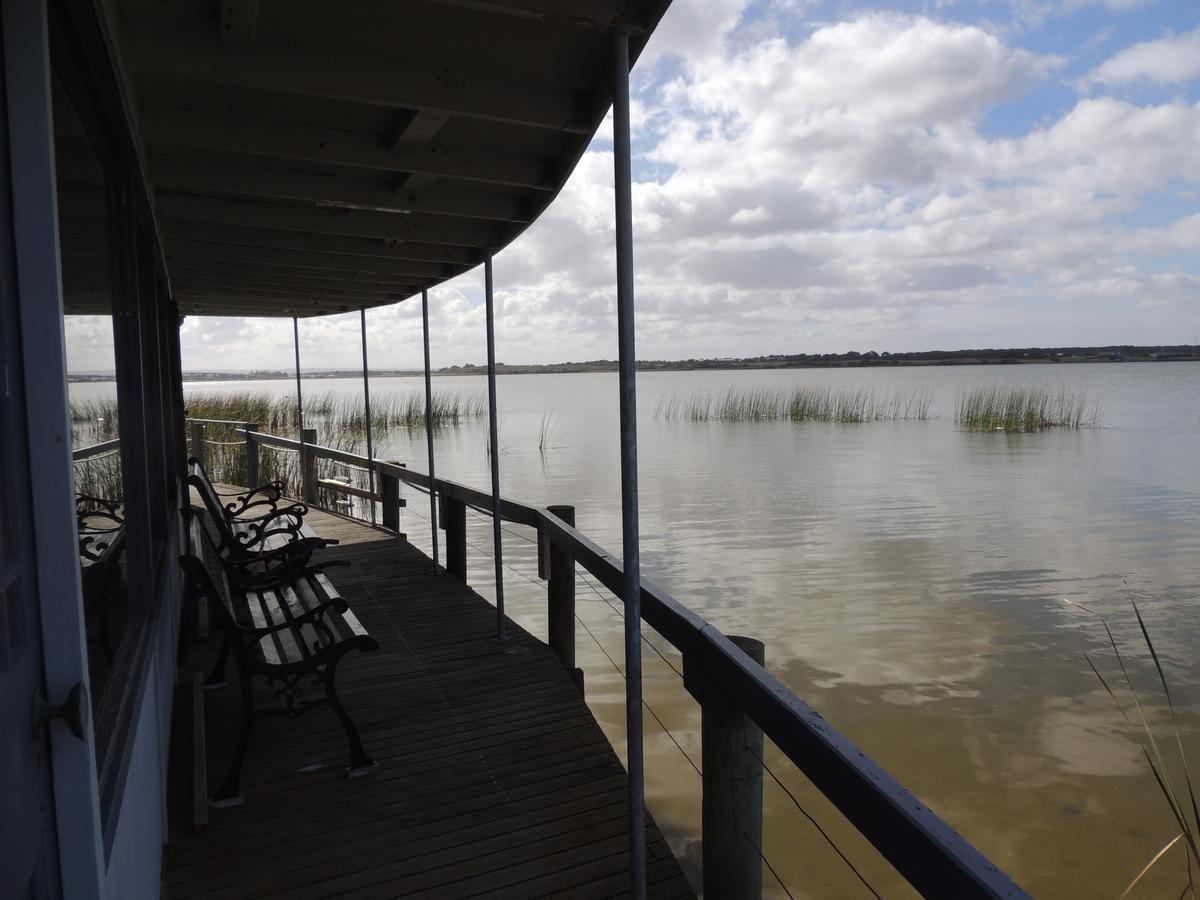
380, 463, 402, 532
300, 427, 317, 504
685, 635, 765, 900
243, 423, 259, 487
443, 495, 467, 582
190, 421, 205, 468
541, 505, 582, 693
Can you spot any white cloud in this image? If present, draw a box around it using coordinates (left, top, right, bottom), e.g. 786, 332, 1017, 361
158, 6, 1200, 371
1084, 25, 1200, 87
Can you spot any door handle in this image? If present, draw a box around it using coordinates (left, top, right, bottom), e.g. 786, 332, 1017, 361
32, 682, 88, 741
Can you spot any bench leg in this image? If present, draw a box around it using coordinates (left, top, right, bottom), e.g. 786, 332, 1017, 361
323, 657, 374, 776
211, 656, 253, 807
205, 633, 231, 690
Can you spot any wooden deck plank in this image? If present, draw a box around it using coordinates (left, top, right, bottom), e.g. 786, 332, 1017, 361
166, 505, 695, 899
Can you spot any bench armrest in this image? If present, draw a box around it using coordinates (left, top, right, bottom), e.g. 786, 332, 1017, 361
212, 480, 286, 501
229, 499, 309, 524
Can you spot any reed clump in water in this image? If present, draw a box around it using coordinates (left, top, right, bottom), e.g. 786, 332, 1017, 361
178, 389, 486, 431
956, 387, 1100, 432
654, 386, 932, 423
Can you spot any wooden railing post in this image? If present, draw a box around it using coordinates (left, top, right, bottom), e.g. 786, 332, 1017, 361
380, 463, 401, 531
443, 495, 467, 581
541, 505, 582, 693
190, 420, 206, 468
243, 423, 259, 488
686, 635, 765, 900
301, 427, 317, 503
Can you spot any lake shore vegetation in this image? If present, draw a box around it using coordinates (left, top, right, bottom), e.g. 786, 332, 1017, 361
653, 386, 933, 423
956, 387, 1100, 431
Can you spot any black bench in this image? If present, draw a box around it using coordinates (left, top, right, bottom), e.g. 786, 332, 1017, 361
186, 457, 332, 563
180, 510, 378, 807
78, 505, 125, 664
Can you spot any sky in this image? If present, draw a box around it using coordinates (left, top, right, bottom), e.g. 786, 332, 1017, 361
68, 0, 1200, 371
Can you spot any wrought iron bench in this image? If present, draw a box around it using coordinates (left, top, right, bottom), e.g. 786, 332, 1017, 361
186, 457, 334, 563
79, 521, 125, 663
180, 510, 377, 807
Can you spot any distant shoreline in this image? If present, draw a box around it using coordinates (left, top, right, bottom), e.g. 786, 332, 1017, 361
67, 344, 1200, 383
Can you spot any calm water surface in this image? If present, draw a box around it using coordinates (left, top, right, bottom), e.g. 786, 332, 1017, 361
73, 363, 1200, 897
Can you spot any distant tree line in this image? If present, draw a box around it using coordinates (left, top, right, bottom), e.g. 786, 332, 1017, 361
71, 344, 1197, 382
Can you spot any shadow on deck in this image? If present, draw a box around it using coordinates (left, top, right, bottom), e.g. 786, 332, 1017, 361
165, 507, 695, 899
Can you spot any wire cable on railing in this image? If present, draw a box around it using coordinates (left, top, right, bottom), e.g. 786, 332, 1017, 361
424, 504, 710, 787
743, 831, 796, 900
747, 745, 884, 898
574, 608, 703, 780
576, 568, 688, 683
410, 491, 867, 899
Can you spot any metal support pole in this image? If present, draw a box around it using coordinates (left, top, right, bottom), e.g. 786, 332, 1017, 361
483, 255, 506, 641
612, 27, 645, 898
359, 308, 376, 525
421, 289, 440, 571
293, 315, 305, 449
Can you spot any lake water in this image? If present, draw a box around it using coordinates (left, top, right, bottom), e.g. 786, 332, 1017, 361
72, 363, 1200, 897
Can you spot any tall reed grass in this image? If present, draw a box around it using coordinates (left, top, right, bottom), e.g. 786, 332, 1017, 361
181, 389, 486, 431
1068, 598, 1200, 898
69, 389, 484, 506
653, 386, 932, 423
956, 387, 1100, 432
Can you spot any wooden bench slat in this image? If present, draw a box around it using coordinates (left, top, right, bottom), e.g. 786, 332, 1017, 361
313, 572, 342, 603
340, 608, 369, 640
262, 588, 306, 664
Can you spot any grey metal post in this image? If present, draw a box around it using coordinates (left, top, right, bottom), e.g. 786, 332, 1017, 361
190, 420, 205, 468
444, 496, 468, 581
293, 316, 308, 501
301, 427, 318, 504
380, 464, 402, 531
701, 636, 765, 900
612, 28, 646, 897
421, 289, 440, 570
359, 308, 376, 525
545, 505, 582, 693
244, 423, 259, 487
483, 256, 506, 640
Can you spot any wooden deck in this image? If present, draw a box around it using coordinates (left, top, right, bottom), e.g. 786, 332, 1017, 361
165, 506, 695, 899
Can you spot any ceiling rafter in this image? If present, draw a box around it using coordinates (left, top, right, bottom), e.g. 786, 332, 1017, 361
149, 156, 527, 222
159, 219, 481, 265
140, 104, 554, 190
156, 193, 500, 247
123, 25, 593, 132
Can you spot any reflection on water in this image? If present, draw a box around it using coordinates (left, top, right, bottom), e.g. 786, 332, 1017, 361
74, 362, 1200, 896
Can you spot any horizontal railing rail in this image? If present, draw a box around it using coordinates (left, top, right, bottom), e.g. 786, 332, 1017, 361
183, 420, 1027, 898
73, 438, 121, 461
186, 416, 255, 427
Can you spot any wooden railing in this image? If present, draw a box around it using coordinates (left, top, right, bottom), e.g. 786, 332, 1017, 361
184, 420, 1029, 899
72, 438, 121, 461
